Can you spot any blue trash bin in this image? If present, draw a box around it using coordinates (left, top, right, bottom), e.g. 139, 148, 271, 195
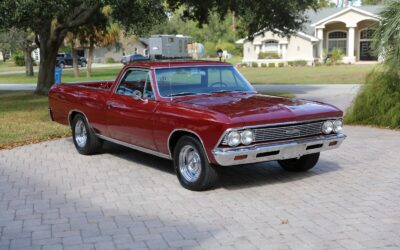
54, 66, 63, 84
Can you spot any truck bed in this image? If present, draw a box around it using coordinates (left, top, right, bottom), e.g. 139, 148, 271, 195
63, 81, 114, 90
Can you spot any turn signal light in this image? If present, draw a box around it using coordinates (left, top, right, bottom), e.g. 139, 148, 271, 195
234, 155, 248, 160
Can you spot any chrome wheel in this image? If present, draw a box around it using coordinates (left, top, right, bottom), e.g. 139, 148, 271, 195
179, 145, 202, 182
74, 120, 87, 147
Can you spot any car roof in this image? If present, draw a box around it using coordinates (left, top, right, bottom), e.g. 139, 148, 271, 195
124, 60, 232, 69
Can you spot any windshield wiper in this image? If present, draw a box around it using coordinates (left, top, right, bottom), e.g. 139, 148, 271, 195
169, 92, 198, 97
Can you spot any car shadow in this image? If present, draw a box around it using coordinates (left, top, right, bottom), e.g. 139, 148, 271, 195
216, 160, 341, 190
101, 140, 175, 175
97, 140, 342, 191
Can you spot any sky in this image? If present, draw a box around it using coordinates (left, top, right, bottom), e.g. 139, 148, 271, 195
329, 0, 362, 7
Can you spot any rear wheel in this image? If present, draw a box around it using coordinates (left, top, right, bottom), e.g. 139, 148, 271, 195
80, 61, 87, 67
173, 136, 218, 191
71, 114, 102, 155
278, 153, 320, 172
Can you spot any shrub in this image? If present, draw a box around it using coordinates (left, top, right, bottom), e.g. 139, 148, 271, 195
12, 50, 25, 66
258, 52, 280, 59
251, 62, 258, 68
260, 63, 267, 68
288, 61, 294, 67
268, 62, 275, 68
204, 41, 217, 57
278, 62, 285, 67
345, 70, 400, 129
105, 57, 116, 63
330, 48, 344, 65
293, 60, 307, 66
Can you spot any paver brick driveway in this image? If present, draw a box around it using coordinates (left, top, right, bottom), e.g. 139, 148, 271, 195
0, 126, 399, 250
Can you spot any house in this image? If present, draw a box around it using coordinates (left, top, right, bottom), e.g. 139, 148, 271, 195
87, 37, 149, 63
236, 6, 383, 65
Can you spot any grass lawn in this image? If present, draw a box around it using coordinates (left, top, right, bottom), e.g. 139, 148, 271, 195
0, 66, 122, 84
0, 63, 376, 85
0, 60, 38, 72
0, 91, 70, 149
240, 64, 376, 84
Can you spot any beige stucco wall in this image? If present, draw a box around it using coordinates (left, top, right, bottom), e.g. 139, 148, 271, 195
316, 9, 379, 62
322, 19, 378, 61
242, 31, 314, 63
242, 8, 380, 64
86, 35, 148, 63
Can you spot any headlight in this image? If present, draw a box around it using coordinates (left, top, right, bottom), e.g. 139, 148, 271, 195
240, 130, 254, 145
226, 131, 241, 147
322, 121, 334, 134
333, 119, 343, 133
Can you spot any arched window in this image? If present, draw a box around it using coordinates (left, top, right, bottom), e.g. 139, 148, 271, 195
360, 29, 375, 40
262, 40, 279, 53
328, 31, 347, 54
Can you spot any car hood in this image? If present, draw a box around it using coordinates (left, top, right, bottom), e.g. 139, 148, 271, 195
175, 93, 343, 126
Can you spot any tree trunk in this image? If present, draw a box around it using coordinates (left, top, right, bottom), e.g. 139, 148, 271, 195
71, 40, 79, 77
1, 50, 6, 62
87, 39, 94, 78
24, 47, 34, 76
35, 28, 67, 95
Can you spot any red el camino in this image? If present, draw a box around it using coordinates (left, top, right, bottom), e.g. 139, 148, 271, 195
48, 60, 346, 191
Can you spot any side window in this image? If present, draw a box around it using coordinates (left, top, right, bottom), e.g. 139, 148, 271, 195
116, 70, 148, 96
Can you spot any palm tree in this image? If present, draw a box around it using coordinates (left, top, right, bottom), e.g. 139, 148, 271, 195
374, 1, 400, 78
86, 22, 120, 77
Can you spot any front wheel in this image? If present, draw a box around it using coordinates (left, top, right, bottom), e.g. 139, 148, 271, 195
278, 153, 320, 172
71, 114, 102, 155
80, 61, 87, 67
173, 136, 218, 191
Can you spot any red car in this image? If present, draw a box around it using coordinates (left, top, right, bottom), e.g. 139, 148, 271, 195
48, 60, 346, 191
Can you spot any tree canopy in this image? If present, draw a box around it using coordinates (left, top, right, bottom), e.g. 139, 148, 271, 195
0, 0, 320, 94
166, 0, 319, 38
374, 0, 400, 78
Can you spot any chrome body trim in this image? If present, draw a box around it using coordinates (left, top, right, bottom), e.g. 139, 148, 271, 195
167, 129, 211, 163
214, 117, 343, 148
48, 108, 54, 121
96, 134, 171, 160
68, 109, 90, 128
212, 133, 346, 166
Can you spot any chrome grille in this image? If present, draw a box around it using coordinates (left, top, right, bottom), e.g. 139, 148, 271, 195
252, 121, 323, 143
222, 121, 324, 145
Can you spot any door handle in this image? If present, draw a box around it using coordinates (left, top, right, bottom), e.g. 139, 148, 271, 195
107, 103, 114, 109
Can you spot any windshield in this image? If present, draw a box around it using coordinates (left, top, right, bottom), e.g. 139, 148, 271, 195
155, 66, 254, 97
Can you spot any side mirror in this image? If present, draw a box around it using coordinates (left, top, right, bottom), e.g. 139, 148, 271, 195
132, 90, 148, 104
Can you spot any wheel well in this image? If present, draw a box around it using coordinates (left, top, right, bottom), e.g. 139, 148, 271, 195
68, 111, 83, 127
168, 130, 202, 156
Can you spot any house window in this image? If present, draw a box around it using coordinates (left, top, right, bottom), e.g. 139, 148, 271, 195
328, 31, 347, 54
262, 40, 279, 53
360, 29, 375, 40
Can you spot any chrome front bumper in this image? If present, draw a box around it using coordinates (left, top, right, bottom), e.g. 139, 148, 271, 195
212, 134, 346, 166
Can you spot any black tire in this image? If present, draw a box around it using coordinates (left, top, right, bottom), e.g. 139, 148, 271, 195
278, 153, 320, 172
173, 135, 219, 191
59, 63, 65, 69
80, 61, 87, 67
71, 114, 102, 155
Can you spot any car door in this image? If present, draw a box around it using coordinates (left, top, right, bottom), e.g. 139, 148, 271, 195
106, 68, 158, 150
